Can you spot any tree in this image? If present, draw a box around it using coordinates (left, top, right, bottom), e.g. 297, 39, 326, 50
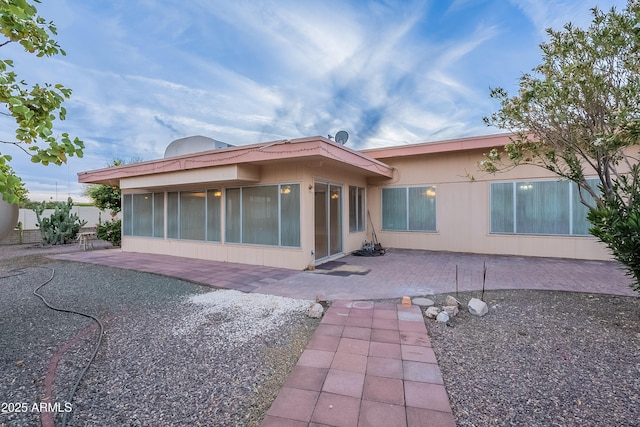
83, 158, 133, 214
0, 161, 26, 202
480, 1, 640, 292
0, 0, 84, 204
84, 159, 128, 247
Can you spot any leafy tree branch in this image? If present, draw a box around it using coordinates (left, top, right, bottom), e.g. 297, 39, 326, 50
0, 0, 84, 203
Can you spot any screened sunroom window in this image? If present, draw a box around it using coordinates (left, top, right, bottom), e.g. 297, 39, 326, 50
382, 186, 437, 231
167, 189, 221, 241
225, 184, 301, 247
122, 193, 164, 237
349, 186, 365, 232
490, 179, 599, 235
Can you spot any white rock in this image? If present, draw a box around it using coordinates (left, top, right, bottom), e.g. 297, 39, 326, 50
307, 303, 324, 318
412, 297, 435, 307
425, 306, 440, 319
443, 305, 459, 317
445, 295, 461, 307
436, 311, 450, 323
468, 298, 488, 317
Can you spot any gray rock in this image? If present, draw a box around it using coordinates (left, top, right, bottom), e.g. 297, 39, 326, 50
436, 311, 450, 323
425, 306, 440, 319
443, 305, 459, 317
413, 297, 435, 307
446, 295, 461, 307
468, 298, 488, 317
307, 303, 324, 318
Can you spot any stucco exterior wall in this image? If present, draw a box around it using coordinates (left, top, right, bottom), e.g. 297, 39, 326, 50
365, 148, 611, 260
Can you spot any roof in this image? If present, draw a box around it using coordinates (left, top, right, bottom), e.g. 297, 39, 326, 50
362, 133, 511, 160
78, 136, 395, 186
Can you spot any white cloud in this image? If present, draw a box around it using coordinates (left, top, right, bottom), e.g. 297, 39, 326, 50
1, 0, 623, 201
509, 0, 628, 37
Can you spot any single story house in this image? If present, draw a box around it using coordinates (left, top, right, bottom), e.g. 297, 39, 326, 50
78, 133, 610, 270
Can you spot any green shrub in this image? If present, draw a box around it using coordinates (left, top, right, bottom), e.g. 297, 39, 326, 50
97, 218, 121, 246
588, 170, 640, 293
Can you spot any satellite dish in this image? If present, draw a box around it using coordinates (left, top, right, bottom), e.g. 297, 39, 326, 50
335, 130, 349, 145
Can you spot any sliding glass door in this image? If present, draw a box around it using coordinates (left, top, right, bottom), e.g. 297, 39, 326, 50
314, 181, 342, 261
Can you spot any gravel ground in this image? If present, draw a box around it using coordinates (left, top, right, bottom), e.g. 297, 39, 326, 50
4, 243, 640, 427
0, 244, 317, 427
426, 290, 640, 427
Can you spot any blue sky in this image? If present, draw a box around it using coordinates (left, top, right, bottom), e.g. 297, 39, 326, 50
0, 0, 628, 202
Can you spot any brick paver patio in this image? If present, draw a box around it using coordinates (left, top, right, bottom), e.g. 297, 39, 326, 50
52, 248, 635, 299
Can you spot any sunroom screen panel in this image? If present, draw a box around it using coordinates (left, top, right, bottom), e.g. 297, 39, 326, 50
280, 184, 300, 247
206, 190, 222, 242
242, 186, 279, 245
180, 192, 206, 241
132, 194, 153, 237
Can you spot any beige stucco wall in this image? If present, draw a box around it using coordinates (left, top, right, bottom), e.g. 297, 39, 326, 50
118, 143, 613, 270
366, 149, 612, 260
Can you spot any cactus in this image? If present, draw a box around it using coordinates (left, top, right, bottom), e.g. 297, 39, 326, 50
33, 197, 87, 245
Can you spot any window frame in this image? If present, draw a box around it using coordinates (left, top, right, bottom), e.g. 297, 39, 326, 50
225, 183, 301, 247
489, 179, 599, 236
381, 185, 437, 232
349, 186, 366, 233
122, 192, 164, 238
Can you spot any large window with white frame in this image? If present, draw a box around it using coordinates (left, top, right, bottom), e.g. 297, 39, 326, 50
166, 189, 222, 241
122, 192, 164, 237
225, 183, 300, 247
381, 186, 437, 231
349, 186, 365, 233
490, 179, 599, 236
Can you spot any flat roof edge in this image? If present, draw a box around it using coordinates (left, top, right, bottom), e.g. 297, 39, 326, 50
361, 133, 512, 159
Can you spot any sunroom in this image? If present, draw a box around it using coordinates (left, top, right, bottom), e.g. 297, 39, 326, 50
78, 136, 394, 270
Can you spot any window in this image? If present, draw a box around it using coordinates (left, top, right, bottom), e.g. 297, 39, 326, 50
167, 189, 221, 241
349, 186, 365, 232
225, 184, 301, 247
122, 192, 164, 237
382, 186, 437, 231
179, 191, 206, 241
490, 179, 599, 235
207, 190, 222, 242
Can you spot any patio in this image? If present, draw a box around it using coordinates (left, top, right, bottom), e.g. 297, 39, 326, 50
51, 248, 635, 300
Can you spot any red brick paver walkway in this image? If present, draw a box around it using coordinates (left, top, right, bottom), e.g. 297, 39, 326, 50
261, 300, 455, 427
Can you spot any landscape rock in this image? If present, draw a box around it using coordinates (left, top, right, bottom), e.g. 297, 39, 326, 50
468, 298, 488, 317
446, 295, 461, 307
436, 311, 450, 323
425, 306, 441, 318
443, 305, 459, 317
307, 303, 324, 318
413, 297, 435, 307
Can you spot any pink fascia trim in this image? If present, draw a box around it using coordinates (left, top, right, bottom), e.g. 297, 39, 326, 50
77, 136, 394, 185
360, 132, 513, 160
